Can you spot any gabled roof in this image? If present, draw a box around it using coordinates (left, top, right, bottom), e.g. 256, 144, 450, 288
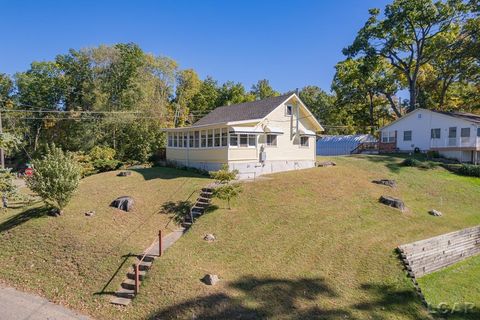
193, 93, 293, 126
432, 110, 480, 124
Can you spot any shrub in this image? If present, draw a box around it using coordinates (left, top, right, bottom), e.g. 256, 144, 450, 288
210, 164, 239, 183
211, 165, 242, 209
426, 150, 440, 159
27, 144, 82, 212
72, 152, 96, 177
88, 146, 121, 173
457, 164, 480, 177
402, 158, 436, 169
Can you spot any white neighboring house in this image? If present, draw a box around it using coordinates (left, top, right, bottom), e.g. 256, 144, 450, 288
379, 108, 480, 164
165, 93, 324, 179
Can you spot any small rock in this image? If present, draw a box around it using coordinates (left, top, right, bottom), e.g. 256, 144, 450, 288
317, 161, 337, 167
204, 234, 216, 242
85, 210, 95, 217
429, 209, 442, 217
110, 196, 134, 212
372, 179, 396, 188
202, 274, 220, 286
49, 208, 63, 217
117, 171, 132, 177
379, 196, 406, 212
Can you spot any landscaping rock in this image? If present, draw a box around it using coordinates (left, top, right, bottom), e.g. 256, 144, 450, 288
202, 274, 220, 286
110, 196, 134, 212
372, 179, 397, 188
204, 234, 216, 242
49, 208, 63, 217
117, 171, 132, 177
85, 210, 95, 217
379, 196, 406, 212
429, 209, 443, 217
317, 161, 336, 167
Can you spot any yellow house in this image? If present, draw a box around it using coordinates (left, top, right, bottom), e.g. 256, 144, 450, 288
165, 93, 324, 179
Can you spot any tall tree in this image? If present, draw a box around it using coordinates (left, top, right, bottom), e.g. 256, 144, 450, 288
344, 0, 472, 110
0, 73, 14, 108
250, 79, 279, 100
216, 81, 254, 106
174, 69, 201, 126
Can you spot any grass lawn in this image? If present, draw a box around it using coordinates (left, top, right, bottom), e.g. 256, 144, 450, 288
418, 254, 480, 319
0, 155, 479, 319
129, 155, 479, 320
0, 167, 210, 318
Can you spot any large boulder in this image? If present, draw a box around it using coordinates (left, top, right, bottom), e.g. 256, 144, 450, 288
372, 179, 397, 188
379, 196, 406, 212
202, 274, 220, 286
117, 171, 132, 177
110, 196, 134, 212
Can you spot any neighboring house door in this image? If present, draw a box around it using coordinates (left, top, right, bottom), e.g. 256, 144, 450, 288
448, 127, 457, 146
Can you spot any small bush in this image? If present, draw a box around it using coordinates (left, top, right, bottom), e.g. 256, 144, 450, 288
27, 144, 82, 211
88, 146, 121, 173
457, 164, 480, 177
426, 150, 440, 159
402, 158, 436, 169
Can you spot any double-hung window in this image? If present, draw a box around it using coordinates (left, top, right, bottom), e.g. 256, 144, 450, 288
168, 133, 173, 147
207, 130, 213, 147
431, 128, 441, 139
266, 134, 277, 147
201, 130, 207, 148
221, 128, 228, 146
239, 134, 248, 147
229, 133, 238, 147
189, 132, 194, 148
194, 131, 200, 148
300, 136, 309, 147
214, 129, 221, 147
403, 130, 412, 141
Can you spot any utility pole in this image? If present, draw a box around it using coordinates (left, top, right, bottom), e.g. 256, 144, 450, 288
0, 111, 4, 169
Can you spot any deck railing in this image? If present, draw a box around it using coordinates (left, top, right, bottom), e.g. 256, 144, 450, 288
430, 137, 480, 149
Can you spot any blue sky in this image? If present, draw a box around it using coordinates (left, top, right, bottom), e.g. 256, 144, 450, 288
0, 0, 391, 93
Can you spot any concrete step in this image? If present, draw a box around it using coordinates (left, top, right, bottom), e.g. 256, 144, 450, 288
116, 287, 135, 298
110, 296, 132, 306
121, 278, 137, 290
127, 270, 147, 280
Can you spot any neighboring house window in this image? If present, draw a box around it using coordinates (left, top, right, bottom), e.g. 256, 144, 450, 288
403, 130, 412, 141
201, 130, 207, 148
239, 134, 248, 147
194, 131, 200, 148
229, 133, 238, 147
221, 128, 228, 146
449, 127, 457, 138
382, 131, 395, 143
248, 135, 256, 147
477, 127, 480, 137
431, 128, 441, 139
266, 134, 277, 146
286, 105, 293, 116
418, 113, 422, 119
461, 128, 471, 137
214, 129, 221, 147
207, 130, 213, 147
300, 136, 309, 147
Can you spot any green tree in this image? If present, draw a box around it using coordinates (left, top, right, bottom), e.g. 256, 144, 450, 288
0, 73, 14, 108
211, 165, 242, 210
27, 144, 81, 213
175, 69, 201, 126
189, 76, 220, 121
217, 81, 254, 106
15, 61, 65, 151
250, 79, 279, 100
344, 0, 472, 110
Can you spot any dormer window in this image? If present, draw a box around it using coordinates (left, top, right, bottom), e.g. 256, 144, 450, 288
286, 105, 293, 116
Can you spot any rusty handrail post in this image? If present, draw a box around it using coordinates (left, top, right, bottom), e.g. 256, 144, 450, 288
134, 263, 140, 295
158, 229, 163, 257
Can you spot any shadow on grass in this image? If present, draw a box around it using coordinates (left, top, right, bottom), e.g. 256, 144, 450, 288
131, 167, 210, 181
150, 276, 436, 320
161, 200, 193, 224
0, 206, 50, 232
356, 153, 433, 174
94, 252, 138, 296
150, 276, 349, 320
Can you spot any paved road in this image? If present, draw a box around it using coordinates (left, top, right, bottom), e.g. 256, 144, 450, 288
0, 285, 91, 320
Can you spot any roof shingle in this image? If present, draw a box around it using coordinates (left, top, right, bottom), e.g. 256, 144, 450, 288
433, 110, 480, 124
193, 93, 293, 126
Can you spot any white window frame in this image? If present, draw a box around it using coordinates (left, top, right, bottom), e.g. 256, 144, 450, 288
266, 134, 277, 147
286, 105, 293, 116
403, 130, 412, 141
300, 136, 309, 147
431, 128, 441, 139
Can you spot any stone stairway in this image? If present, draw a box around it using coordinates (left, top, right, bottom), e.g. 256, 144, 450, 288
110, 187, 214, 306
